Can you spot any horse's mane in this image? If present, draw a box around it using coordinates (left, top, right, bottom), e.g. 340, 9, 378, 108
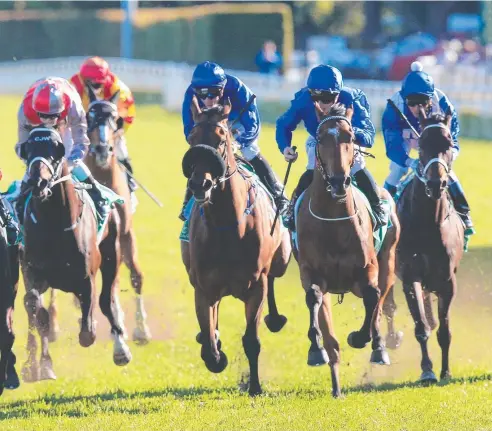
201, 105, 226, 116
426, 113, 447, 125
326, 103, 347, 117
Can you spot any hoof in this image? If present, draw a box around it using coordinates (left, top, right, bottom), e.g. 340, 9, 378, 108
249, 386, 263, 397
420, 370, 438, 385
133, 325, 152, 345
5, 367, 20, 390
347, 331, 370, 349
79, 331, 96, 348
40, 365, 57, 381
21, 361, 40, 383
204, 351, 228, 374
307, 347, 330, 366
113, 340, 132, 366
264, 314, 287, 333
385, 331, 404, 350
440, 371, 452, 381
332, 389, 342, 398
370, 348, 391, 365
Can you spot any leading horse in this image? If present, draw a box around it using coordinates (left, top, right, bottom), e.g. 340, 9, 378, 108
83, 88, 150, 344
396, 110, 464, 383
294, 103, 400, 397
19, 128, 131, 382
180, 98, 291, 396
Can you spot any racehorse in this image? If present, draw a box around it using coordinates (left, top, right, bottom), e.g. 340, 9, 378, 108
396, 109, 464, 383
83, 88, 150, 344
19, 128, 131, 382
294, 103, 400, 397
0, 226, 20, 395
180, 97, 291, 396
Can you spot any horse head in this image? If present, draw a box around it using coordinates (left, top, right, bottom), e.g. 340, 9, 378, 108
417, 108, 453, 200
20, 128, 66, 199
86, 87, 120, 168
314, 102, 355, 199
182, 96, 232, 203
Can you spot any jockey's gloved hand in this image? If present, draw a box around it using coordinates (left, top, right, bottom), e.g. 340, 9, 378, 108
405, 158, 419, 172
68, 149, 84, 166
116, 117, 124, 131
283, 147, 298, 162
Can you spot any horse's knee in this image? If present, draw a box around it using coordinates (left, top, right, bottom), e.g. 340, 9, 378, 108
305, 285, 323, 309
24, 290, 41, 314
363, 284, 380, 305
36, 308, 50, 332
242, 333, 261, 360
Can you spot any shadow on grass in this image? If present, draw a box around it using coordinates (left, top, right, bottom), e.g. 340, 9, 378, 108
2, 373, 491, 420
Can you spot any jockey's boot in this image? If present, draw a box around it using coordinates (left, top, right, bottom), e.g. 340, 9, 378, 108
354, 168, 387, 230
119, 157, 138, 193
249, 154, 289, 215
179, 187, 193, 222
15, 181, 30, 226
384, 182, 398, 198
448, 179, 475, 236
283, 169, 314, 231
84, 176, 110, 221
0, 198, 20, 245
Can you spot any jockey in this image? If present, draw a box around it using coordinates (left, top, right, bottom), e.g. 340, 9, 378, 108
70, 56, 137, 196
276, 64, 385, 231
15, 77, 110, 222
180, 61, 289, 220
382, 61, 474, 233
0, 192, 19, 245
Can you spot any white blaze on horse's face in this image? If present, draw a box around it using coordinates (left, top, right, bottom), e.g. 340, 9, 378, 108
203, 97, 220, 108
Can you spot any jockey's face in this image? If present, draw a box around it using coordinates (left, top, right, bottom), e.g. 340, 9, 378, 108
195, 87, 224, 108
310, 90, 339, 113
407, 95, 431, 117
38, 113, 60, 128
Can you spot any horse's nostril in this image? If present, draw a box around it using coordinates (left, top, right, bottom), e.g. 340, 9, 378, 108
203, 179, 213, 191
344, 176, 351, 187
442, 180, 447, 189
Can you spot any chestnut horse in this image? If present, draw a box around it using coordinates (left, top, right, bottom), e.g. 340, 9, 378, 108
83, 89, 150, 344
180, 98, 291, 396
294, 103, 400, 397
19, 128, 131, 382
396, 110, 464, 383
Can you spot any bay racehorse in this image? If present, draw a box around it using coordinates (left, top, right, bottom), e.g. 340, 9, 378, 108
396, 110, 464, 383
180, 97, 291, 396
83, 88, 150, 344
294, 103, 400, 397
0, 222, 20, 395
19, 128, 131, 382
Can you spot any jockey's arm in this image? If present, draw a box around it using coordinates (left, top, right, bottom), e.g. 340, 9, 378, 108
66, 93, 90, 162
382, 103, 411, 168
15, 104, 30, 159
182, 87, 195, 143
438, 93, 460, 158
232, 80, 260, 148
115, 83, 136, 133
275, 91, 304, 153
351, 90, 375, 148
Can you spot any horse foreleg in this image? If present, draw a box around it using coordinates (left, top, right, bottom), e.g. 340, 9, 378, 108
318, 294, 341, 397
121, 229, 151, 345
36, 301, 56, 380
195, 289, 226, 374
47, 288, 60, 343
424, 291, 438, 331
100, 235, 132, 366
264, 275, 287, 333
436, 278, 456, 380
243, 275, 267, 396
403, 281, 436, 383
305, 282, 329, 366
22, 287, 43, 382
78, 280, 97, 348
0, 338, 13, 395
5, 351, 20, 390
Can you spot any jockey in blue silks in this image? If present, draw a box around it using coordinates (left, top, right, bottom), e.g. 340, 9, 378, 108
382, 61, 474, 234
276, 64, 386, 231
180, 61, 289, 220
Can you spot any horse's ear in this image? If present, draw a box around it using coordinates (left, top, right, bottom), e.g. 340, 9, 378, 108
87, 85, 97, 103
18, 142, 27, 160
191, 95, 202, 123
222, 97, 232, 119
109, 90, 120, 105
345, 104, 354, 122
313, 101, 325, 121
417, 105, 427, 125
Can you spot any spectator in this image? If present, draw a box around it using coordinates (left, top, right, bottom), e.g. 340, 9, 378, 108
255, 40, 282, 75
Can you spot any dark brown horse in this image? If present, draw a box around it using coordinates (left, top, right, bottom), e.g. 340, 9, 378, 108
0, 224, 20, 395
19, 128, 131, 382
294, 103, 400, 397
180, 98, 291, 396
84, 89, 150, 344
396, 110, 464, 383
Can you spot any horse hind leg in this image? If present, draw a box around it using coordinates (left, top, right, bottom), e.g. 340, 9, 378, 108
36, 305, 56, 380
121, 229, 151, 345
318, 294, 342, 398
403, 281, 437, 384
305, 284, 329, 366
100, 230, 132, 366
264, 275, 287, 333
436, 279, 456, 381
47, 288, 60, 343
21, 287, 44, 382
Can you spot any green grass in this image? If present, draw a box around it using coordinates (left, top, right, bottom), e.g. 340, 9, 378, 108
1, 96, 492, 430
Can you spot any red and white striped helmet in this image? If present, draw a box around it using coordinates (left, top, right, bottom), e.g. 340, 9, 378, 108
32, 80, 65, 115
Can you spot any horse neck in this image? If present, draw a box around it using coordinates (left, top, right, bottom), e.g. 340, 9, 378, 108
410, 177, 450, 226
203, 141, 248, 228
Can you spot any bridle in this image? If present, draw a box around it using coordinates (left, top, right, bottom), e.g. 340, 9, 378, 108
87, 100, 118, 157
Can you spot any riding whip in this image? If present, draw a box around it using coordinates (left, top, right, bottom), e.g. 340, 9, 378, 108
270, 146, 297, 236
117, 162, 164, 208
229, 94, 257, 130
387, 99, 421, 139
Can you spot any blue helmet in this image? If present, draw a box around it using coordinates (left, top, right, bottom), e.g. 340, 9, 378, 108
191, 61, 227, 88
307, 65, 343, 93
401, 62, 434, 98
